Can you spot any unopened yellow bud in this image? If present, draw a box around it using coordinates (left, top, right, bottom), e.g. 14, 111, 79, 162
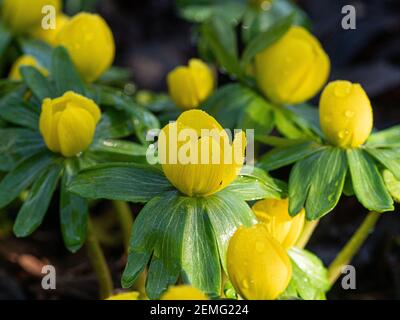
159, 110, 246, 197
255, 26, 330, 105
161, 285, 208, 300
227, 224, 292, 300
320, 80, 373, 148
167, 59, 214, 110
9, 55, 48, 81
30, 14, 69, 46
55, 13, 115, 83
252, 198, 305, 249
2, 0, 62, 33
39, 91, 101, 157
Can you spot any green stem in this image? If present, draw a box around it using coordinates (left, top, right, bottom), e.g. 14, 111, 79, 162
327, 212, 380, 286
295, 220, 319, 249
113, 200, 133, 252
86, 218, 113, 299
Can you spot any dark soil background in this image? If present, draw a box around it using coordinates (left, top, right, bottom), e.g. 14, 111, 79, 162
0, 0, 399, 300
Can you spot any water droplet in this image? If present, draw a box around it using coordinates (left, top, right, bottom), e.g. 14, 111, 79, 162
323, 116, 331, 123
334, 82, 352, 98
344, 110, 355, 118
256, 241, 265, 253
242, 279, 250, 289
338, 130, 350, 139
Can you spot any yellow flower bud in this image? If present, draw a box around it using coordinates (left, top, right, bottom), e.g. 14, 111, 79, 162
161, 285, 208, 300
55, 13, 115, 83
30, 14, 69, 46
167, 59, 214, 110
106, 292, 139, 300
9, 55, 49, 81
227, 224, 292, 300
255, 26, 330, 105
158, 110, 246, 197
252, 199, 305, 249
320, 80, 373, 148
2, 0, 62, 33
39, 91, 101, 157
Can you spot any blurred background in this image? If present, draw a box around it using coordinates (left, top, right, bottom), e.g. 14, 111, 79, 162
0, 0, 399, 299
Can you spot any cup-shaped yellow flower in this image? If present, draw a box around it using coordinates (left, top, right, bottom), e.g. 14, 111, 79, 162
227, 224, 292, 300
320, 80, 373, 148
55, 13, 115, 83
158, 110, 246, 197
30, 14, 69, 46
167, 59, 214, 110
161, 285, 208, 300
254, 26, 330, 105
9, 55, 48, 81
39, 91, 101, 157
2, 0, 61, 33
252, 198, 305, 249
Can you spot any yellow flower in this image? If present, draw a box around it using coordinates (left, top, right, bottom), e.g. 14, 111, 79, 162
319, 80, 373, 148
167, 59, 214, 110
227, 224, 292, 300
158, 110, 246, 197
30, 14, 69, 46
252, 198, 305, 249
2, 0, 62, 33
106, 292, 139, 300
39, 91, 101, 157
9, 55, 48, 81
254, 26, 330, 105
161, 285, 208, 300
55, 13, 115, 83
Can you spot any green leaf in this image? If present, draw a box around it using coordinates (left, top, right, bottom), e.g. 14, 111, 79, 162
0, 23, 11, 58
123, 189, 255, 298
20, 66, 55, 101
383, 170, 400, 203
204, 190, 256, 272
289, 148, 347, 220
60, 159, 88, 253
51, 46, 86, 95
365, 147, 400, 181
178, 0, 245, 24
0, 128, 45, 172
95, 86, 160, 144
201, 16, 243, 78
225, 174, 284, 201
95, 109, 136, 140
275, 106, 318, 140
14, 163, 62, 237
20, 39, 53, 69
204, 83, 260, 129
181, 197, 221, 298
282, 248, 330, 300
238, 96, 275, 135
0, 86, 39, 130
347, 149, 394, 212
286, 104, 323, 138
87, 139, 147, 164
366, 125, 400, 148
140, 192, 187, 299
0, 151, 56, 208
258, 141, 324, 171
241, 13, 293, 67
69, 163, 174, 203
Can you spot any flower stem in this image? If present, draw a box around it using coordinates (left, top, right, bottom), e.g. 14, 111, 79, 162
327, 211, 380, 286
295, 220, 319, 249
113, 200, 133, 252
86, 218, 113, 299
